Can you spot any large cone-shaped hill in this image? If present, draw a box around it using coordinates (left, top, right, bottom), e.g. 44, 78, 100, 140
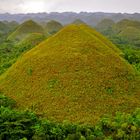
0, 24, 140, 124
7, 20, 45, 41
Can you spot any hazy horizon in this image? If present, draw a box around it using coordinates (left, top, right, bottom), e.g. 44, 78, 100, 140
0, 0, 139, 14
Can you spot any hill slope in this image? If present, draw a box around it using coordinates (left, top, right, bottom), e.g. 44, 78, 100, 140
0, 24, 139, 124
7, 20, 44, 41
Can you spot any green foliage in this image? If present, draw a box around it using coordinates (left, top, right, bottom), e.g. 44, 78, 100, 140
0, 93, 140, 139
0, 94, 16, 108
47, 78, 59, 90
0, 107, 38, 140
121, 48, 140, 73
106, 87, 114, 95
27, 68, 33, 76
99, 109, 140, 139
0, 105, 140, 139
123, 48, 140, 64
0, 33, 45, 75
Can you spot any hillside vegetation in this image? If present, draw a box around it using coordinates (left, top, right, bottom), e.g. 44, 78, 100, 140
0, 24, 139, 124
0, 95, 140, 140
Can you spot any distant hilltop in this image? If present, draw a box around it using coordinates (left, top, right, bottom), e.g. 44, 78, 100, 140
0, 12, 140, 26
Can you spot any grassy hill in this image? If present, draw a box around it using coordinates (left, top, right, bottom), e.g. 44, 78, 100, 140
0, 22, 11, 43
96, 19, 140, 48
115, 19, 140, 30
7, 20, 45, 41
96, 19, 115, 30
45, 20, 63, 34
0, 21, 10, 34
116, 20, 140, 46
119, 26, 140, 41
95, 19, 115, 36
6, 21, 19, 31
0, 24, 140, 124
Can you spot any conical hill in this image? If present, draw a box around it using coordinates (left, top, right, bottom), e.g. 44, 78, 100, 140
0, 24, 139, 124
45, 20, 63, 34
7, 20, 44, 41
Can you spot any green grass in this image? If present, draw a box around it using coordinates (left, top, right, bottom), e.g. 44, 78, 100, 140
0, 24, 140, 124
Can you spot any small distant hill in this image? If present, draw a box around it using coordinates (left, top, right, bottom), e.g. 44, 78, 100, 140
72, 19, 86, 25
7, 20, 45, 41
115, 19, 140, 46
96, 19, 140, 46
0, 21, 12, 43
0, 24, 139, 124
115, 19, 140, 30
95, 19, 115, 35
45, 20, 63, 34
0, 12, 140, 25
6, 21, 19, 31
0, 21, 10, 34
96, 19, 115, 30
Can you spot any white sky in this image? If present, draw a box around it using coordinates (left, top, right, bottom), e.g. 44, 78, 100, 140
0, 0, 139, 14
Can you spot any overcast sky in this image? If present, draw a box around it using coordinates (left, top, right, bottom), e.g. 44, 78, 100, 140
0, 0, 139, 14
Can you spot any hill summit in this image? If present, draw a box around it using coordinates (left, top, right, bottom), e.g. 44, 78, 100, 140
7, 20, 44, 41
72, 19, 86, 25
0, 24, 139, 124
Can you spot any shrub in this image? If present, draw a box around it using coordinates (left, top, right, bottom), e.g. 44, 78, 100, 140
0, 95, 16, 108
